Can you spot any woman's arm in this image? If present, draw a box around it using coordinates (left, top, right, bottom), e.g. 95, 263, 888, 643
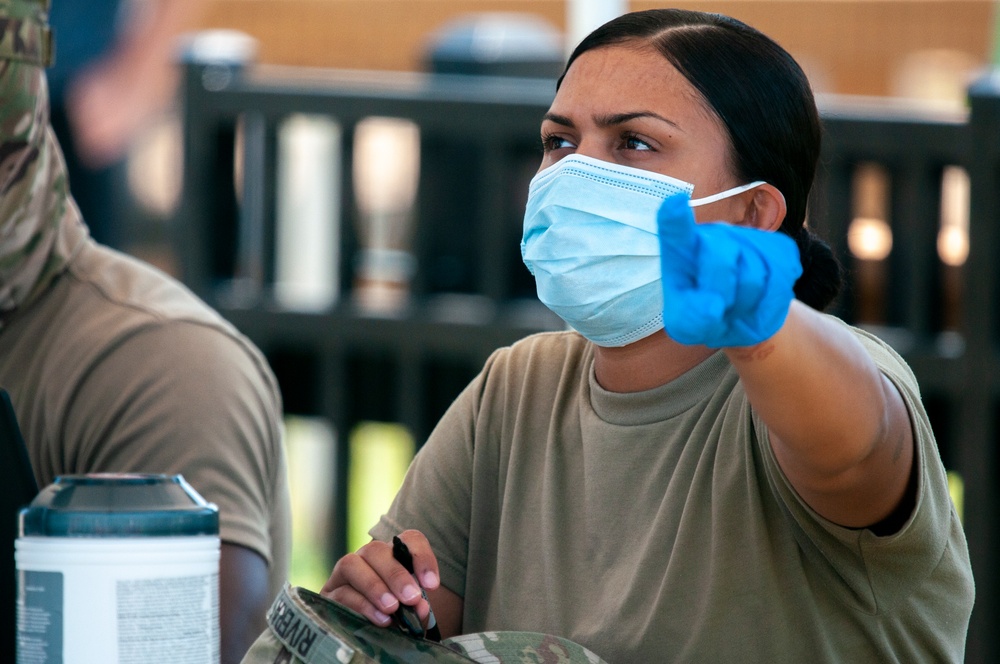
657, 192, 915, 531
427, 585, 464, 639
727, 300, 914, 530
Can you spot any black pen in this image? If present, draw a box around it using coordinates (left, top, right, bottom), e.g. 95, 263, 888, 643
391, 535, 441, 642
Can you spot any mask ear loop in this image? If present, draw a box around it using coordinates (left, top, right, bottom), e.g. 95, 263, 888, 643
689, 180, 767, 207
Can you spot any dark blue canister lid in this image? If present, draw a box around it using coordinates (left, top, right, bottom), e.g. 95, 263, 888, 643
19, 473, 219, 537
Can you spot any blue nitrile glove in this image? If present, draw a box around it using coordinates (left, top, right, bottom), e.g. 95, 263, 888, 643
657, 193, 802, 348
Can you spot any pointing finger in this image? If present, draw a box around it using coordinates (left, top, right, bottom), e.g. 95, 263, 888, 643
657, 193, 698, 254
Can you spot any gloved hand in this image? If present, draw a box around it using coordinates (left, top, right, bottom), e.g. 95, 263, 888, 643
657, 193, 802, 348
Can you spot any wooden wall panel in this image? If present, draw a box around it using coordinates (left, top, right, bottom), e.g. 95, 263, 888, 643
199, 1, 565, 72
633, 1, 992, 96
197, 1, 994, 96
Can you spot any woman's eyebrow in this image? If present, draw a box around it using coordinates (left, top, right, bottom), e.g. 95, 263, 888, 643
541, 111, 680, 129
594, 111, 680, 129
542, 112, 575, 128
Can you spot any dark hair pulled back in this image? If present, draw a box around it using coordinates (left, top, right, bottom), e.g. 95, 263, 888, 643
560, 9, 842, 310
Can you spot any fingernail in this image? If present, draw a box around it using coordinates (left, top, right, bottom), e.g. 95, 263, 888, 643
380, 593, 398, 610
401, 584, 420, 601
373, 610, 391, 625
421, 571, 438, 588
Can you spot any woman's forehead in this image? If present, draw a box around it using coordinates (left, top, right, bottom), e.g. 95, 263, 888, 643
549, 45, 716, 130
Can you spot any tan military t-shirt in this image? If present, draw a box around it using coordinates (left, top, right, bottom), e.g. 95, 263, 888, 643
372, 325, 973, 663
0, 225, 291, 600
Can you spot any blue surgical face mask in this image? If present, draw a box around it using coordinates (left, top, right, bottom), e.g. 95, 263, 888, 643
521, 154, 765, 347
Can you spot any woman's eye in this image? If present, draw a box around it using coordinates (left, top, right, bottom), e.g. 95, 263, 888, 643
541, 134, 575, 152
622, 133, 653, 151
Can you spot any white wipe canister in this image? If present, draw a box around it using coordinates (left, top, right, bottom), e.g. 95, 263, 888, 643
15, 474, 220, 664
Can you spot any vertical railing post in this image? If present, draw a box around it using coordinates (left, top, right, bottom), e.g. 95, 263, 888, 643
321, 350, 350, 563
477, 146, 511, 300
958, 71, 1000, 664
888, 162, 941, 335
174, 31, 257, 301
231, 109, 278, 306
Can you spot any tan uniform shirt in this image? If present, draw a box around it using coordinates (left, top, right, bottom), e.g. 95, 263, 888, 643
372, 325, 973, 663
0, 223, 291, 599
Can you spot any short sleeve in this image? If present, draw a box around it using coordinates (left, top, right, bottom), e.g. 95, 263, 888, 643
62, 319, 287, 567
369, 353, 498, 598
753, 318, 957, 610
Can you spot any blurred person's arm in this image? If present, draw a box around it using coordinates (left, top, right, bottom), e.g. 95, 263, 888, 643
220, 544, 272, 664
66, 0, 203, 167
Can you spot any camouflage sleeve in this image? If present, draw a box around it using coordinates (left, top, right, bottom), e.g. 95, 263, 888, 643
2, 0, 78, 318
0, 0, 53, 67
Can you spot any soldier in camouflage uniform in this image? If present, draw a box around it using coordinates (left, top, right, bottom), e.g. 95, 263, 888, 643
1, 3, 293, 663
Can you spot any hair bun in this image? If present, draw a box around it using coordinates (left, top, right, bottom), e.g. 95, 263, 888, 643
793, 228, 842, 311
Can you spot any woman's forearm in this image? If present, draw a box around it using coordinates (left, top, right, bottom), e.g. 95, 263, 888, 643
726, 300, 914, 528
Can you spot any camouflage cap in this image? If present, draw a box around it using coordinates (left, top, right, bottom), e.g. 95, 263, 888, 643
0, 0, 53, 67
241, 585, 609, 664
443, 632, 608, 663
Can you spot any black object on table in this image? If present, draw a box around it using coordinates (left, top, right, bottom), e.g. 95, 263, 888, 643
0, 389, 39, 662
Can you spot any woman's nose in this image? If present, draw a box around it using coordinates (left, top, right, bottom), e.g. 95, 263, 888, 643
572, 141, 614, 165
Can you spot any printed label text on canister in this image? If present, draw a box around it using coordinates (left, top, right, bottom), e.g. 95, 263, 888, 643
16, 570, 62, 664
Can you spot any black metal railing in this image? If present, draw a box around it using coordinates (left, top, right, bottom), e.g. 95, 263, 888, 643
172, 51, 1000, 663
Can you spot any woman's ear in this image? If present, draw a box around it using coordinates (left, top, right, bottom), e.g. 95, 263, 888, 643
743, 184, 786, 231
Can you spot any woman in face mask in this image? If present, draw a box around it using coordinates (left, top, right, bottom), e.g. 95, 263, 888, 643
323, 9, 973, 662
